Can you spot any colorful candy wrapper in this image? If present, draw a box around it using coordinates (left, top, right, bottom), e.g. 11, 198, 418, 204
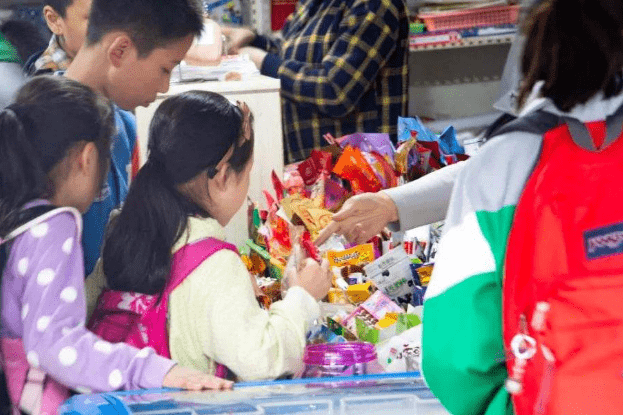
310, 173, 326, 209
297, 150, 332, 186
271, 170, 286, 201
333, 146, 382, 193
395, 138, 417, 175
283, 169, 307, 196
398, 116, 466, 166
364, 246, 418, 308
327, 243, 376, 267
324, 178, 350, 212
336, 132, 396, 161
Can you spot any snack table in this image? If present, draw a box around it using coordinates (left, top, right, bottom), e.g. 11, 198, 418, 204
135, 76, 283, 247
60, 372, 450, 415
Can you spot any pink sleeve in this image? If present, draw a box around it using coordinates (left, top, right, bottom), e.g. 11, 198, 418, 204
17, 212, 175, 393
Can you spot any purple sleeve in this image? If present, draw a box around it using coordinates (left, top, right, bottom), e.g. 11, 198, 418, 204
17, 212, 175, 393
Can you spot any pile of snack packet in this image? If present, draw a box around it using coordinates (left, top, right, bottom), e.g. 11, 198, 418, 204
240, 116, 466, 374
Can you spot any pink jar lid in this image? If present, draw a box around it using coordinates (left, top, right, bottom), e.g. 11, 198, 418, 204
303, 342, 377, 366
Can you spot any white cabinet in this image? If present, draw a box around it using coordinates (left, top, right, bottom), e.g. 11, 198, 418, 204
135, 75, 283, 248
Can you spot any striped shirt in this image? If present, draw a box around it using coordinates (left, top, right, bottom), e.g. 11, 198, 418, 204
253, 0, 409, 163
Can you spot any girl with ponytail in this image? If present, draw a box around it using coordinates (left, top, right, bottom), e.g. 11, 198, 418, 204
0, 76, 230, 415
90, 91, 333, 381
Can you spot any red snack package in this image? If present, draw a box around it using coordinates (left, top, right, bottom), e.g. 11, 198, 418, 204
310, 150, 333, 174
300, 230, 320, 261
333, 146, 382, 193
271, 170, 286, 201
297, 157, 319, 186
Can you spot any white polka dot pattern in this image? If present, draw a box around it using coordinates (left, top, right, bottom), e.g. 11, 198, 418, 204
21, 303, 29, 320
60, 287, 78, 303
75, 387, 92, 395
27, 351, 39, 368
62, 237, 74, 254
136, 348, 151, 358
37, 268, 55, 286
17, 258, 29, 276
61, 327, 72, 336
36, 316, 51, 332
58, 346, 78, 366
30, 223, 49, 238
108, 369, 123, 388
94, 341, 113, 354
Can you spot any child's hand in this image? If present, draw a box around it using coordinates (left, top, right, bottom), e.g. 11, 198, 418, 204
163, 365, 233, 391
294, 258, 332, 300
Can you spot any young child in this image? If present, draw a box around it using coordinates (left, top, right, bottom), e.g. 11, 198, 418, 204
423, 1, 623, 414
0, 76, 231, 415
28, 0, 91, 75
64, 0, 204, 276
89, 91, 333, 381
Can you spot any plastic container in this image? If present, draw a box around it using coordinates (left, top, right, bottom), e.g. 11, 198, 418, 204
419, 5, 520, 32
302, 342, 378, 378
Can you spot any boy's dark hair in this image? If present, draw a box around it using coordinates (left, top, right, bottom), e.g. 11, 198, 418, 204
44, 0, 74, 17
0, 20, 47, 63
103, 91, 254, 296
0, 75, 114, 237
86, 0, 204, 58
518, 0, 623, 112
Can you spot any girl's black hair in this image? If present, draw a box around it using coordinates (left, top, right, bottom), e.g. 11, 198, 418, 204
0, 75, 114, 237
518, 0, 623, 111
103, 90, 254, 295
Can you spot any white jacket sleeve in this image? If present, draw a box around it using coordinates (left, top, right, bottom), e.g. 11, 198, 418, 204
383, 161, 465, 231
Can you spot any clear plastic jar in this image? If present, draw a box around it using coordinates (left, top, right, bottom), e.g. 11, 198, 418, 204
302, 342, 378, 378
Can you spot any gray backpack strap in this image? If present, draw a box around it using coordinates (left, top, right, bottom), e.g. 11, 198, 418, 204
489, 110, 562, 139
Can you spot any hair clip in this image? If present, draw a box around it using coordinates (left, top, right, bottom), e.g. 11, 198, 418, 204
236, 100, 253, 144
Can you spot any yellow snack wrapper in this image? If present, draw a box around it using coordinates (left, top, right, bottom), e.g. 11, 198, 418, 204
327, 243, 375, 267
346, 282, 373, 303
328, 288, 350, 304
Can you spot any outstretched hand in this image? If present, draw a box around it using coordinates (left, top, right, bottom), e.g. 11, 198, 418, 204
163, 365, 233, 391
314, 192, 399, 246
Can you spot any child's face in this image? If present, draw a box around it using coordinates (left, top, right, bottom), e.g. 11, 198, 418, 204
45, 0, 91, 59
107, 34, 194, 111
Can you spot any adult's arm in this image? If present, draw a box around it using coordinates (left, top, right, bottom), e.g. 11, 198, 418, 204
384, 161, 464, 231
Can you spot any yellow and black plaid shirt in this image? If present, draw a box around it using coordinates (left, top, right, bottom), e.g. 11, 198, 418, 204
252, 0, 409, 163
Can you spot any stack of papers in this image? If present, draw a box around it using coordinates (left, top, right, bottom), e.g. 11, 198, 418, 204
171, 55, 260, 83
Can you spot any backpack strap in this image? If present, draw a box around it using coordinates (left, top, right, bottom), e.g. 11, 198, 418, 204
488, 110, 562, 139
165, 237, 238, 380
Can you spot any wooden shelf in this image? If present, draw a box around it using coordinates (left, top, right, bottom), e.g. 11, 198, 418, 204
410, 33, 514, 52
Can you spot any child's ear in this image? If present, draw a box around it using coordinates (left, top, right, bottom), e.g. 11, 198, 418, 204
107, 34, 135, 67
76, 142, 98, 177
43, 6, 64, 35
210, 166, 231, 192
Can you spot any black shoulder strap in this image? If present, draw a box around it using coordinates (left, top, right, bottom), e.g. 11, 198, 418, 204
485, 110, 562, 142
0, 205, 57, 275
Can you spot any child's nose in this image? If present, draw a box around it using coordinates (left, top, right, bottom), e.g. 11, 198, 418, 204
159, 75, 171, 94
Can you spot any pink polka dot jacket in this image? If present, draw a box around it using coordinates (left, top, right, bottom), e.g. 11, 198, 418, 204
0, 200, 175, 413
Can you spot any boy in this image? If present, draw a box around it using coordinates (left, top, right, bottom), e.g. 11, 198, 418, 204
64, 0, 204, 274
29, 0, 91, 75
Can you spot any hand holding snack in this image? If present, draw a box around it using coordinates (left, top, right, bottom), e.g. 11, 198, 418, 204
314, 192, 399, 246
163, 365, 233, 391
293, 258, 332, 300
